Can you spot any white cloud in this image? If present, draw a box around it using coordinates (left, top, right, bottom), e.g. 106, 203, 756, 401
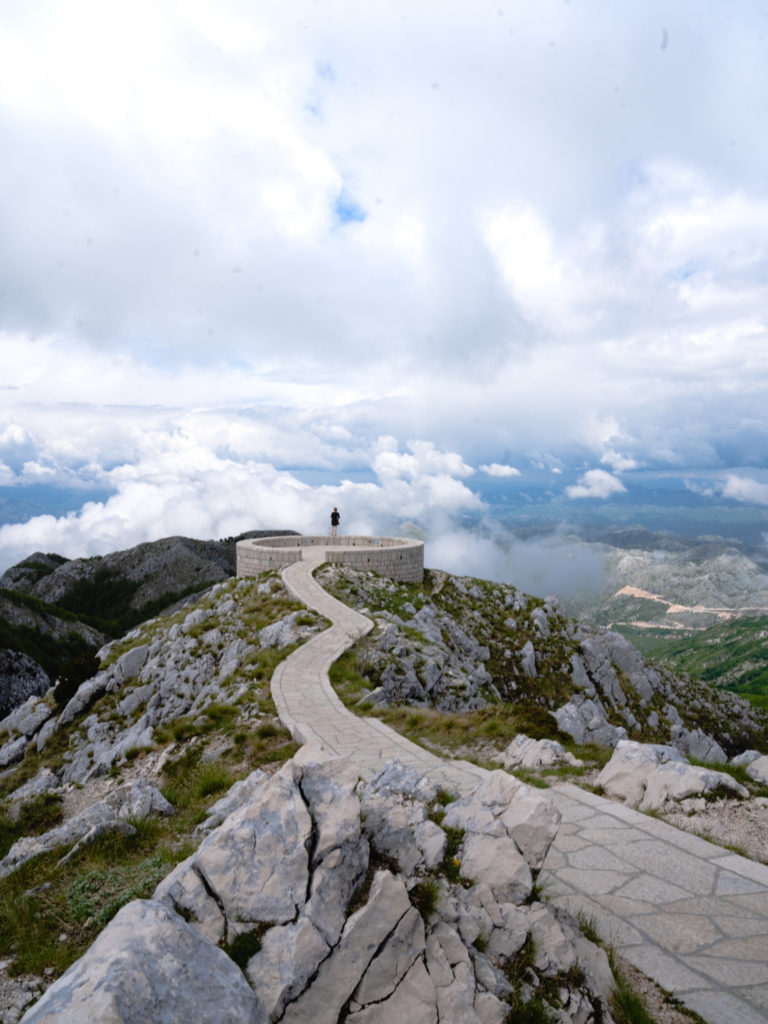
601, 450, 638, 472
0, 435, 483, 570
479, 463, 521, 478
720, 474, 768, 507
0, 0, 767, 563
566, 469, 627, 500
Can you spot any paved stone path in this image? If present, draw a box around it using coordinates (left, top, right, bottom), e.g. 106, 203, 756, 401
271, 548, 768, 1024
272, 549, 485, 795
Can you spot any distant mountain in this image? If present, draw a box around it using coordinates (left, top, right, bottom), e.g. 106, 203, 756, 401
0, 530, 296, 716
556, 525, 768, 630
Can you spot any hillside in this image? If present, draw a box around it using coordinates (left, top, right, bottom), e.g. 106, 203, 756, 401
2, 540, 767, 1020
0, 531, 296, 720
618, 615, 768, 710
560, 525, 768, 630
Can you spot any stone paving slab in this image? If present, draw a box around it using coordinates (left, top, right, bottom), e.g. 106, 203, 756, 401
542, 783, 768, 1023
269, 545, 768, 1024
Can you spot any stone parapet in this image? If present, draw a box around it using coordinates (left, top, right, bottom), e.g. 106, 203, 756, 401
236, 535, 424, 583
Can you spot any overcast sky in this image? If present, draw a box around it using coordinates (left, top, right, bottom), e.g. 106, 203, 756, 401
1, 0, 767, 573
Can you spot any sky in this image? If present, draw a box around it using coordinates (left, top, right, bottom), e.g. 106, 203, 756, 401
1, 0, 768, 582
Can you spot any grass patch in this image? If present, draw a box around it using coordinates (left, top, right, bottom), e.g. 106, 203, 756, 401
409, 878, 439, 918
0, 792, 64, 859
221, 925, 270, 972
609, 951, 657, 1024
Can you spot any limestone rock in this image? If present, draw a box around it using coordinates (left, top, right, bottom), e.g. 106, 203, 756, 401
747, 754, 768, 784
247, 917, 330, 1019
553, 695, 627, 748
362, 762, 446, 876
194, 768, 268, 835
19, 899, 268, 1023
349, 958, 437, 1024
281, 871, 411, 1024
598, 740, 748, 811
0, 650, 51, 720
442, 770, 559, 877
0, 694, 52, 739
1, 781, 172, 880
497, 733, 583, 771
0, 734, 27, 769
6, 768, 61, 819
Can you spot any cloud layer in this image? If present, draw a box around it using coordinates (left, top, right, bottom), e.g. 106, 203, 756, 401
1, 1, 767, 569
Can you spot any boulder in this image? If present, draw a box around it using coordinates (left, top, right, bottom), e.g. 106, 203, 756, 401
598, 740, 748, 811
747, 755, 768, 785
442, 770, 559, 877
497, 733, 583, 771
0, 734, 28, 769
19, 899, 268, 1024
731, 749, 762, 767
281, 871, 412, 1024
1, 781, 172, 879
553, 696, 627, 748
0, 694, 52, 738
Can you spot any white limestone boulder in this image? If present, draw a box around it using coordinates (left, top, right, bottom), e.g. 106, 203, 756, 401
746, 754, 768, 785
497, 733, 583, 771
442, 770, 560, 877
281, 870, 412, 1024
0, 790, 171, 880
19, 899, 268, 1024
361, 761, 446, 875
598, 740, 748, 811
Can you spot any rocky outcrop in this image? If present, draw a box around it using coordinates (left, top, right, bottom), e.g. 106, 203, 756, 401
320, 566, 768, 759
0, 576, 321, 787
0, 779, 173, 879
0, 651, 50, 720
596, 740, 749, 812
19, 899, 268, 1024
23, 755, 616, 1023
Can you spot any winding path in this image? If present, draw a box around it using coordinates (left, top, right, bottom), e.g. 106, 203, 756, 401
271, 546, 768, 1024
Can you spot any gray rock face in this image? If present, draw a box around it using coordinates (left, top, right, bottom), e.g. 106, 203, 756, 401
5, 768, 61, 819
0, 694, 52, 739
747, 754, 768, 784
19, 899, 268, 1024
361, 762, 446, 876
0, 650, 50, 719
553, 694, 628, 748
21, 754, 614, 1024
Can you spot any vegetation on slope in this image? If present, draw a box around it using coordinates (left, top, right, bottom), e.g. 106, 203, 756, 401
618, 615, 768, 710
0, 577, 311, 978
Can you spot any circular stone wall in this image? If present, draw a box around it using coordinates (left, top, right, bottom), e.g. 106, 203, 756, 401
236, 534, 424, 583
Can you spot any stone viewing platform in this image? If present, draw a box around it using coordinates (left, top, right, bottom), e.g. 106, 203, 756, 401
236, 533, 424, 583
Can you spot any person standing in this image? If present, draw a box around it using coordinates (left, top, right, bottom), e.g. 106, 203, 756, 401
330, 507, 340, 536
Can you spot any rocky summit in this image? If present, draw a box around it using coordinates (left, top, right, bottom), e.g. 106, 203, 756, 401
20, 755, 614, 1024
1, 537, 768, 1022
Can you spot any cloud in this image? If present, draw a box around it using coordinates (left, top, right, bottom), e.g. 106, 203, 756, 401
600, 450, 638, 472
0, 0, 767, 567
0, 436, 483, 571
479, 463, 521, 478
720, 474, 768, 507
566, 469, 627, 500
425, 527, 607, 605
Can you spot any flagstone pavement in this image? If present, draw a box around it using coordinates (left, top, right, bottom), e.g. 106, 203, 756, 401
271, 545, 768, 1024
